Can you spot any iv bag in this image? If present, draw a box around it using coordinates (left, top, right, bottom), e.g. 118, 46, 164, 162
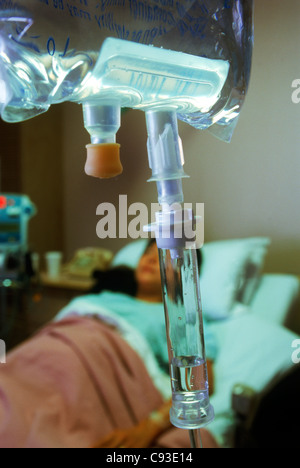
0, 1, 254, 142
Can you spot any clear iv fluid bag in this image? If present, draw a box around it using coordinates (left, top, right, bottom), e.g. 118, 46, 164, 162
0, 0, 253, 142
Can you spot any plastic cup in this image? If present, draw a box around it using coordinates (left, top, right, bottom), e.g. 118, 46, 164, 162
45, 252, 63, 279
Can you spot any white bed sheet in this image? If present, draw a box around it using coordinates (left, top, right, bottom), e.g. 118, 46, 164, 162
207, 311, 299, 447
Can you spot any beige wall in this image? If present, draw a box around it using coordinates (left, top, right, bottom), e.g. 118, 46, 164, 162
31, 0, 300, 275
21, 106, 64, 258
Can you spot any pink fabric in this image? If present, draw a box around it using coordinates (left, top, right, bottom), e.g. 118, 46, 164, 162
0, 317, 217, 448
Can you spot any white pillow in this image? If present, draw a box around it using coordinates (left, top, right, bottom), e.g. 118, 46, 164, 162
200, 237, 271, 320
112, 239, 148, 269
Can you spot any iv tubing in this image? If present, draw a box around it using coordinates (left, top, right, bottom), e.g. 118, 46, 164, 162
189, 429, 203, 449
145, 109, 214, 447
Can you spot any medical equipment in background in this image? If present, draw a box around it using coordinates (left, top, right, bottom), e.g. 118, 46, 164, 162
0, 1, 254, 448
0, 194, 36, 339
0, 194, 36, 277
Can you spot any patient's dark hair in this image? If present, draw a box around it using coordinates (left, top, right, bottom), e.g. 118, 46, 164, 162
89, 239, 202, 297
90, 266, 138, 296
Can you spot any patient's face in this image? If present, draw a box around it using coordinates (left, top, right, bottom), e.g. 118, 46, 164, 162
135, 242, 162, 300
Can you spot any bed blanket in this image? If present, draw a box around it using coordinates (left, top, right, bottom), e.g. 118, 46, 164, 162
0, 317, 216, 448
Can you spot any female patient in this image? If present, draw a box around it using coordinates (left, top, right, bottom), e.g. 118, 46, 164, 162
0, 240, 218, 448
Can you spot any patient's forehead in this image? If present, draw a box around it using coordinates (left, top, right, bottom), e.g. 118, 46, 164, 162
144, 241, 158, 256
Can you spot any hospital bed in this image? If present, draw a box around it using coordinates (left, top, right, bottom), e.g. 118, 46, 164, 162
0, 237, 298, 448
112, 237, 300, 448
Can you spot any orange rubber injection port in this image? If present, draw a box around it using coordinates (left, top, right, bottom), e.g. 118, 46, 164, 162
85, 143, 123, 179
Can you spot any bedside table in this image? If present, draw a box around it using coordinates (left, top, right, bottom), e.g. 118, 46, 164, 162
40, 272, 94, 292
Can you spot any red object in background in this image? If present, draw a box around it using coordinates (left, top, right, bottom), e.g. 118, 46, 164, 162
0, 196, 7, 209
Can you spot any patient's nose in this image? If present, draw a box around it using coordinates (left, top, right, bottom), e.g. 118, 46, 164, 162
147, 251, 159, 265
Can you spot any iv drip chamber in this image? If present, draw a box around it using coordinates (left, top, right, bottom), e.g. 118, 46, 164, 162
158, 233, 214, 430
